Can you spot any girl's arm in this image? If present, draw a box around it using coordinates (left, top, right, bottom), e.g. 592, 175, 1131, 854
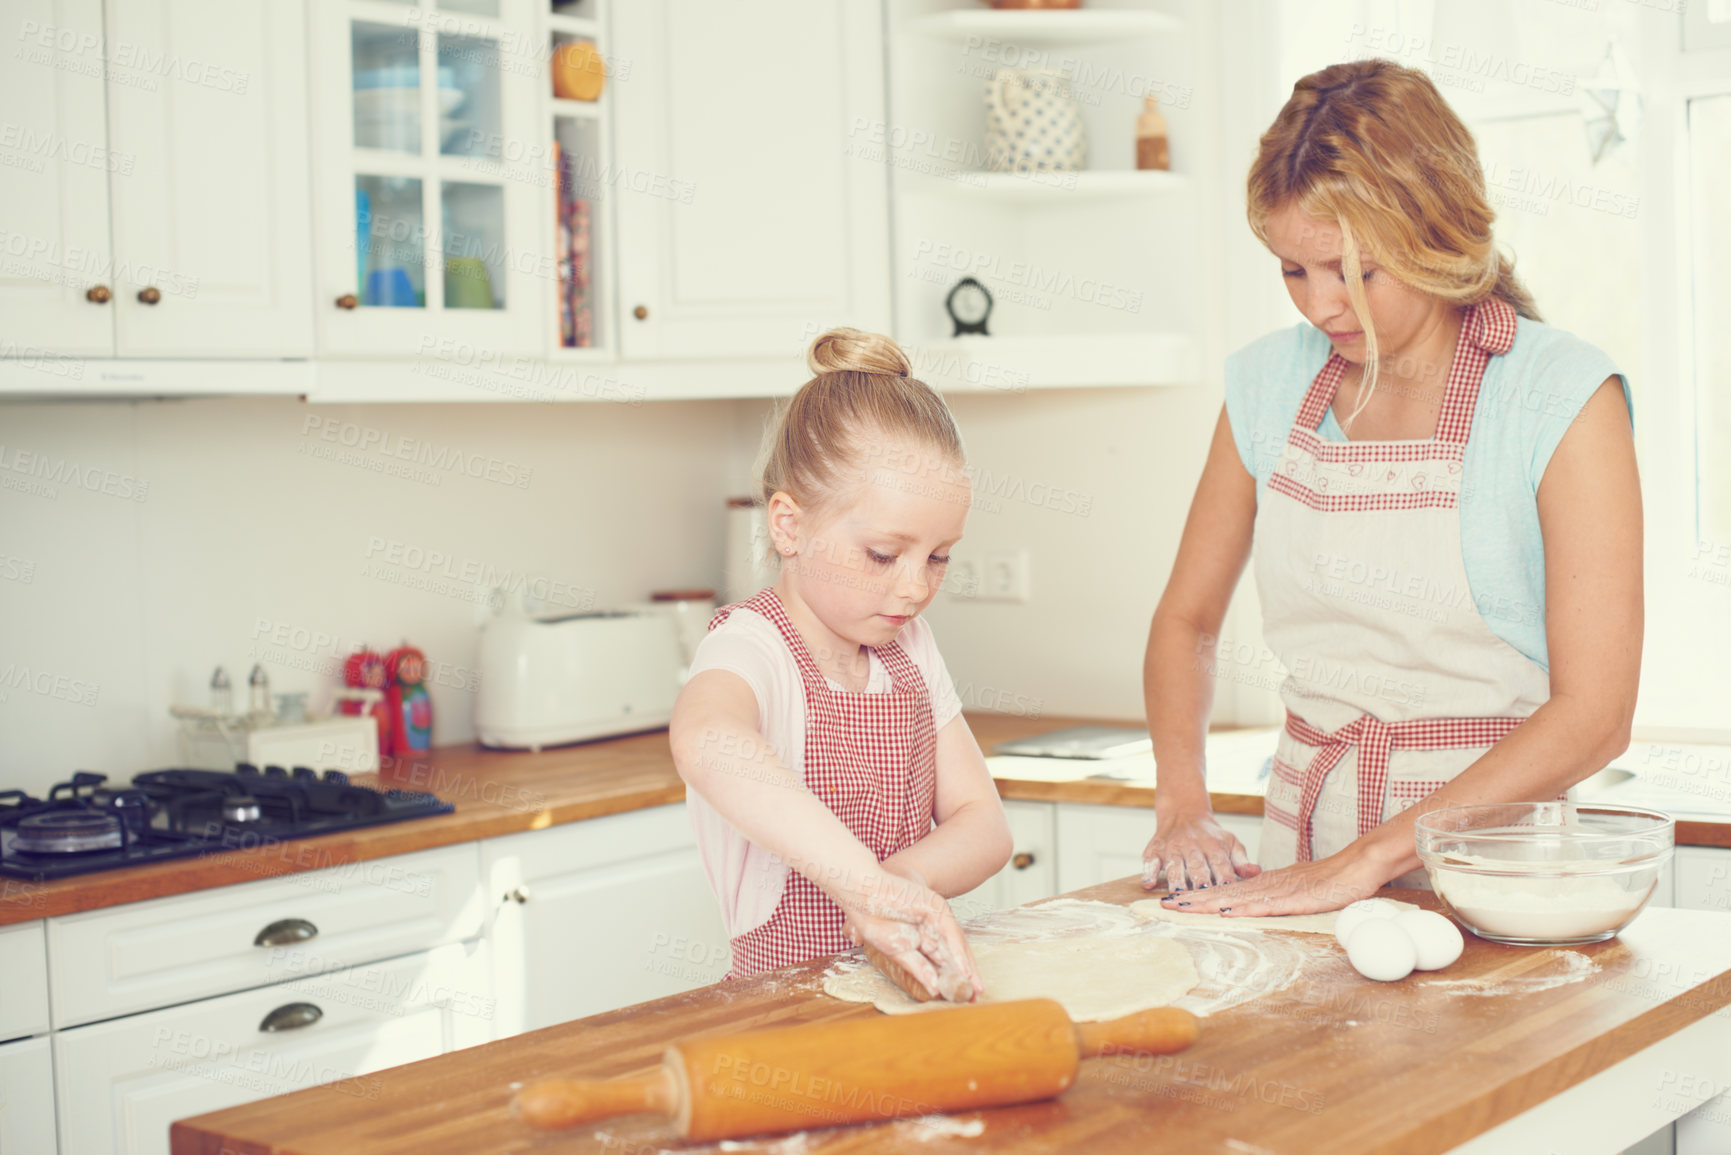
670, 667, 983, 997
1173, 377, 1642, 915
881, 715, 1013, 897
1140, 406, 1262, 891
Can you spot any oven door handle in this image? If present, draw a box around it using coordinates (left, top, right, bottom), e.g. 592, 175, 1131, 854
254, 917, 319, 947
259, 1002, 323, 1033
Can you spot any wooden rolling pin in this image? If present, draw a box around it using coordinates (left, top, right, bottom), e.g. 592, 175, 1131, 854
862, 943, 976, 1003
515, 998, 1199, 1141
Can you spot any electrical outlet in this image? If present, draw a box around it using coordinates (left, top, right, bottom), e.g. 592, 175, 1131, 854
945, 557, 981, 599
981, 548, 1031, 602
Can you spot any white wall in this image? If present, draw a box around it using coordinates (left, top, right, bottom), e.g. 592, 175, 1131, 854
0, 396, 751, 795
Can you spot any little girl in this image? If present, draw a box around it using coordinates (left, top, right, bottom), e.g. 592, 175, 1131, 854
671, 327, 1011, 998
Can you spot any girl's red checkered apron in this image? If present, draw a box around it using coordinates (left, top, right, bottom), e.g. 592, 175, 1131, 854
708, 589, 938, 977
1251, 299, 1552, 882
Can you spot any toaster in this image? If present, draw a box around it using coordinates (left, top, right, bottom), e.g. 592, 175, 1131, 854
475, 607, 685, 750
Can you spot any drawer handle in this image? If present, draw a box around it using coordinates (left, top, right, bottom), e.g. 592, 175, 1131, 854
1011, 852, 1036, 870
259, 1002, 323, 1033
85, 285, 111, 304
335, 293, 358, 310
137, 286, 162, 305
254, 917, 319, 947
632, 304, 648, 320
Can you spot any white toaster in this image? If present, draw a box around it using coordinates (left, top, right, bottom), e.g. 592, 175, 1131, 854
475, 607, 685, 750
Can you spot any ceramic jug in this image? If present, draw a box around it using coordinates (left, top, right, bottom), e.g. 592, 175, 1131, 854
984, 68, 1088, 173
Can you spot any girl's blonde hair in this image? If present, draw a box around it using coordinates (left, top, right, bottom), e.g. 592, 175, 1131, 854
759, 328, 964, 513
1247, 59, 1539, 428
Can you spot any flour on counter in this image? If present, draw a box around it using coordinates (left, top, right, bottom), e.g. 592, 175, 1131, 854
1420, 950, 1600, 997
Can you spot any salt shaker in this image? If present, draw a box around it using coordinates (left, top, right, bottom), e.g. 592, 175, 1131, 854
248, 664, 273, 716
210, 666, 233, 714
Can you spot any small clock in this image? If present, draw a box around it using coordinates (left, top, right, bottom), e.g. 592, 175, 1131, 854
945, 277, 993, 337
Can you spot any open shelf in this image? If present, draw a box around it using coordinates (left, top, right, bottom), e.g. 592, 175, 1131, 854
906, 332, 1199, 392
551, 98, 602, 120
907, 8, 1181, 43
546, 12, 599, 37
905, 167, 1189, 202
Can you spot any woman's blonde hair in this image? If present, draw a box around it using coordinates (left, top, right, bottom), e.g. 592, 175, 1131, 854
759, 328, 965, 515
1247, 59, 1539, 428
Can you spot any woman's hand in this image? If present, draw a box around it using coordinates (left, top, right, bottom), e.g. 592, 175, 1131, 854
1141, 808, 1262, 892
837, 862, 982, 1002
1157, 851, 1384, 917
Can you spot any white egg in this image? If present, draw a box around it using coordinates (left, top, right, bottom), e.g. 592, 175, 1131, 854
1345, 919, 1417, 982
1333, 898, 1405, 946
1393, 909, 1464, 971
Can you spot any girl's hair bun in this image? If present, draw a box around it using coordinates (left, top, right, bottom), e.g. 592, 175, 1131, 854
807, 327, 912, 378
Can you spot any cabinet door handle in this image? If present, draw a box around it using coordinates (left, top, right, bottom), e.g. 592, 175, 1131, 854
85, 285, 111, 303
137, 286, 162, 305
335, 293, 359, 310
1011, 852, 1036, 870
259, 1002, 323, 1033
632, 304, 648, 320
254, 917, 318, 947
508, 886, 532, 904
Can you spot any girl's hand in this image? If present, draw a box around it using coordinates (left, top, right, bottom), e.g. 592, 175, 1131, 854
1157, 852, 1383, 917
837, 864, 982, 1001
1141, 808, 1261, 892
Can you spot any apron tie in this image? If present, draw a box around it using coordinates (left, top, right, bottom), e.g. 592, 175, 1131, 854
1285, 711, 1527, 862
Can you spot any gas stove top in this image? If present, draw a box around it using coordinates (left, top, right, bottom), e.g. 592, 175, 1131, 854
0, 765, 452, 881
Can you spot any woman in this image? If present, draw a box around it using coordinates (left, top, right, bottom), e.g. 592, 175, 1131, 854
1140, 59, 1642, 916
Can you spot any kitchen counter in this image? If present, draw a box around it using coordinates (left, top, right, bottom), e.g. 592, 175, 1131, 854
5, 713, 1728, 926
170, 879, 1731, 1155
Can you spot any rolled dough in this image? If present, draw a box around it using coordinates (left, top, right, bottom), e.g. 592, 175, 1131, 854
1129, 898, 1418, 934
823, 933, 1199, 1022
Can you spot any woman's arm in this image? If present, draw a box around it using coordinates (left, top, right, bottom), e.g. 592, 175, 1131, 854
670, 668, 983, 996
1172, 377, 1642, 914
1140, 405, 1262, 891
881, 714, 1013, 897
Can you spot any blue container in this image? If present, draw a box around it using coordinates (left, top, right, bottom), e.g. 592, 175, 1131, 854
365, 267, 418, 308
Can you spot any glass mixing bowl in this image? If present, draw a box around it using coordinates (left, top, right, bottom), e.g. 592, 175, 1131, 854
1414, 802, 1674, 945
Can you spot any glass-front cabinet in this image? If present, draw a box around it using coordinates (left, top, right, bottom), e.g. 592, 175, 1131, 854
311, 0, 544, 357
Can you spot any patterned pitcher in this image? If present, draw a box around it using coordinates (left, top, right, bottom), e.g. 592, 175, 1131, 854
984, 67, 1088, 173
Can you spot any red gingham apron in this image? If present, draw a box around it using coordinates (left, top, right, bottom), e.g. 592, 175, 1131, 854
1252, 299, 1553, 880
709, 588, 938, 977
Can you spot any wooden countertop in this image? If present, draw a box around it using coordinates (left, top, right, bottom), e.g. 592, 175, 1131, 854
5, 712, 1726, 926
171, 880, 1731, 1155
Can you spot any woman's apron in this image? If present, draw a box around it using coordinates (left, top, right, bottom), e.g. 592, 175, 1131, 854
1254, 298, 1551, 884
710, 588, 938, 977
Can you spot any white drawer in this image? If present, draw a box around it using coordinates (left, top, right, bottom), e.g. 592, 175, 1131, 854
55, 940, 493, 1155
49, 843, 483, 1028
0, 1036, 57, 1155
0, 922, 48, 1041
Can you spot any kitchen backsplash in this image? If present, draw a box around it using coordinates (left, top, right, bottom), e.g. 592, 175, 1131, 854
0, 395, 761, 793
2, 380, 1262, 793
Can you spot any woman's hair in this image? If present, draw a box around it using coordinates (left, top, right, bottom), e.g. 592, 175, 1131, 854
758, 328, 965, 516
1247, 59, 1539, 427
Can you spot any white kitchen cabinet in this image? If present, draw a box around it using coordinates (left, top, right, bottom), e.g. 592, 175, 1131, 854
103, 0, 315, 356
0, 0, 314, 363
1672, 847, 1731, 1155
0, 0, 116, 358
1054, 802, 1262, 893
0, 1036, 57, 1155
49, 843, 483, 1028
1674, 847, 1731, 915
53, 940, 491, 1155
611, 0, 892, 361
483, 802, 731, 1035
952, 800, 1057, 920
309, 0, 544, 357
0, 922, 49, 1043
